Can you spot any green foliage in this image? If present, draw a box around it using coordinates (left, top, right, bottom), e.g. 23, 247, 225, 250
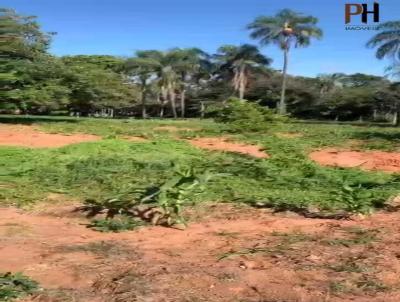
85, 164, 215, 226
88, 216, 145, 232
0, 272, 39, 301
1, 7, 399, 120
1, 117, 399, 216
212, 97, 280, 132
141, 165, 216, 225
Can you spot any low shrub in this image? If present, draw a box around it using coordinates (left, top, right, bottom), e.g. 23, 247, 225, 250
0, 272, 39, 301
211, 98, 284, 132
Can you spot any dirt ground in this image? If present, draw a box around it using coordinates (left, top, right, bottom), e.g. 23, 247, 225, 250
1, 203, 400, 302
188, 137, 269, 158
310, 148, 400, 173
0, 124, 100, 148
2, 124, 400, 301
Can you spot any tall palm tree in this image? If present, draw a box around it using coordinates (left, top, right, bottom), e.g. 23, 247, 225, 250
167, 48, 211, 117
214, 44, 271, 99
124, 51, 160, 118
367, 21, 400, 62
128, 50, 179, 118
247, 9, 322, 114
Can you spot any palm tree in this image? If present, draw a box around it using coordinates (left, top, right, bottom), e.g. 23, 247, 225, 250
247, 9, 322, 114
316, 73, 345, 96
167, 48, 211, 117
124, 51, 160, 118
367, 21, 400, 62
214, 44, 272, 99
128, 50, 179, 118
385, 64, 400, 79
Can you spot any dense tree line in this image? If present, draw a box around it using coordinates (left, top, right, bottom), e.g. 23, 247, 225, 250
1, 7, 400, 122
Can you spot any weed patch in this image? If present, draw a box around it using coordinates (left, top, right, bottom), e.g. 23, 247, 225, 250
88, 216, 146, 232
0, 272, 39, 301
324, 227, 379, 247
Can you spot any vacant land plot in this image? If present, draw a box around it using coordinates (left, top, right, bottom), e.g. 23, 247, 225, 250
0, 124, 100, 148
1, 115, 400, 302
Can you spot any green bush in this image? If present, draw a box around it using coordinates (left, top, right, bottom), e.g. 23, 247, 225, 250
211, 98, 280, 132
0, 272, 39, 301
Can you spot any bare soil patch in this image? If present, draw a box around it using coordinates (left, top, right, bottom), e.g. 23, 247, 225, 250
0, 124, 100, 148
3, 204, 400, 301
188, 137, 269, 158
310, 148, 400, 172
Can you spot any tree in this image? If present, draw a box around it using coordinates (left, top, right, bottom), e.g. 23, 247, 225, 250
0, 8, 53, 106
167, 48, 211, 117
0, 8, 52, 60
63, 55, 137, 115
316, 73, 345, 96
125, 50, 181, 118
214, 44, 271, 100
247, 9, 322, 114
367, 21, 400, 62
124, 51, 161, 118
8, 55, 70, 113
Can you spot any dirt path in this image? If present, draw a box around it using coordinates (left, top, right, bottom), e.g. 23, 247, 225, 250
2, 204, 400, 302
0, 124, 100, 148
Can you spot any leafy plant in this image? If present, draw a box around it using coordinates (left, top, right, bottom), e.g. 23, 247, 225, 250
82, 164, 216, 228
83, 197, 140, 218
0, 272, 39, 301
138, 165, 216, 226
88, 215, 145, 232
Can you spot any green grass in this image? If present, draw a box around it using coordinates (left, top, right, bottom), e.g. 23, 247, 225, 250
324, 227, 379, 247
1, 115, 400, 215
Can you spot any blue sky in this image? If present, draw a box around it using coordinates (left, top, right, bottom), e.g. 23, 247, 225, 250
3, 0, 400, 77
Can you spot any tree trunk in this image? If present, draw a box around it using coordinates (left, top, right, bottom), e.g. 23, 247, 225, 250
200, 101, 205, 119
279, 46, 289, 115
141, 84, 147, 119
160, 87, 168, 118
169, 84, 178, 118
393, 111, 399, 126
239, 66, 245, 100
180, 89, 186, 118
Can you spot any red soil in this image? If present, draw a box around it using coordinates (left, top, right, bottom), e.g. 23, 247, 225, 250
188, 137, 269, 158
310, 148, 400, 172
0, 124, 100, 148
3, 203, 400, 302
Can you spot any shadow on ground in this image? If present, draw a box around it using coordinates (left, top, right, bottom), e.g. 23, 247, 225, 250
0, 115, 79, 125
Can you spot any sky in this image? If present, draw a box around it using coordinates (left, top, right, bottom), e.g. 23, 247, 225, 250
3, 0, 400, 77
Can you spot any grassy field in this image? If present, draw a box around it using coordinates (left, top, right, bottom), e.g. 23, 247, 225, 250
1, 115, 400, 215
